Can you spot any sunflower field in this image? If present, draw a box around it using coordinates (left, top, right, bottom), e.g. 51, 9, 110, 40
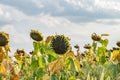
0, 30, 120, 80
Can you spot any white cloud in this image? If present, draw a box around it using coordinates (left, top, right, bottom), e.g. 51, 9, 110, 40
32, 0, 44, 8
31, 0, 64, 13
96, 19, 120, 24
0, 25, 31, 44
65, 0, 120, 12
65, 0, 84, 8
0, 4, 28, 22
94, 0, 120, 11
0, 25, 15, 34
65, 0, 95, 12
0, 7, 3, 15
38, 14, 120, 37
39, 14, 70, 28
0, 6, 11, 20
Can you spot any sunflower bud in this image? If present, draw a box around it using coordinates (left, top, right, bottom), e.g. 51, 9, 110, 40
0, 32, 9, 46
30, 30, 43, 41
91, 33, 101, 41
51, 35, 70, 55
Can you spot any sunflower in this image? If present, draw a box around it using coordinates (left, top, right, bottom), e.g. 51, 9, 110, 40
30, 30, 43, 41
0, 32, 9, 46
116, 41, 120, 47
14, 49, 25, 61
91, 33, 101, 41
51, 35, 70, 55
84, 44, 91, 49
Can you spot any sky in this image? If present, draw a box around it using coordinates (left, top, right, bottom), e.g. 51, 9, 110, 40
0, 0, 120, 55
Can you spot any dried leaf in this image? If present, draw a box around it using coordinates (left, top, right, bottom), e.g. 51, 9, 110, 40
48, 58, 64, 75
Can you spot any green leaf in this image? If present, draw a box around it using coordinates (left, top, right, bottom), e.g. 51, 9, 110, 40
97, 47, 106, 56
51, 74, 59, 80
99, 39, 109, 47
74, 59, 81, 71
30, 58, 39, 70
40, 47, 45, 54
36, 68, 45, 78
65, 57, 77, 71
92, 42, 97, 53
105, 63, 118, 78
33, 42, 40, 55
97, 47, 106, 64
47, 54, 57, 63
38, 56, 46, 68
69, 76, 76, 80
45, 47, 58, 62
87, 73, 90, 80
99, 56, 106, 64
33, 41, 46, 56
101, 34, 109, 36
117, 63, 120, 73
100, 69, 105, 80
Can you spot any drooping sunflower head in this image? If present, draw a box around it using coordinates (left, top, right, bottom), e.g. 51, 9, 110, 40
14, 49, 25, 60
51, 35, 70, 55
30, 30, 43, 41
74, 44, 79, 49
91, 33, 101, 41
116, 41, 120, 47
84, 44, 91, 49
0, 32, 9, 46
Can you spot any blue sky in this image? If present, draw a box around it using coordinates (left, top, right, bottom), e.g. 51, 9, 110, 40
0, 0, 120, 55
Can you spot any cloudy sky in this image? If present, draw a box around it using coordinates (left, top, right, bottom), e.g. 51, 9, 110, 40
0, 0, 120, 55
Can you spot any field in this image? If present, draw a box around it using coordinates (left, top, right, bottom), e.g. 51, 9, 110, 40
0, 30, 120, 80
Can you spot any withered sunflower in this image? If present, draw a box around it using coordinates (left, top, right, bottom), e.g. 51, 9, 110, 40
84, 44, 91, 49
51, 35, 70, 55
116, 41, 120, 47
91, 33, 101, 41
30, 30, 43, 41
0, 32, 9, 46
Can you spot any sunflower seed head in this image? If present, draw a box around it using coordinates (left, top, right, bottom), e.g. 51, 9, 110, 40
51, 35, 70, 55
30, 30, 43, 41
91, 33, 101, 41
116, 41, 120, 47
84, 44, 91, 49
0, 32, 9, 46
